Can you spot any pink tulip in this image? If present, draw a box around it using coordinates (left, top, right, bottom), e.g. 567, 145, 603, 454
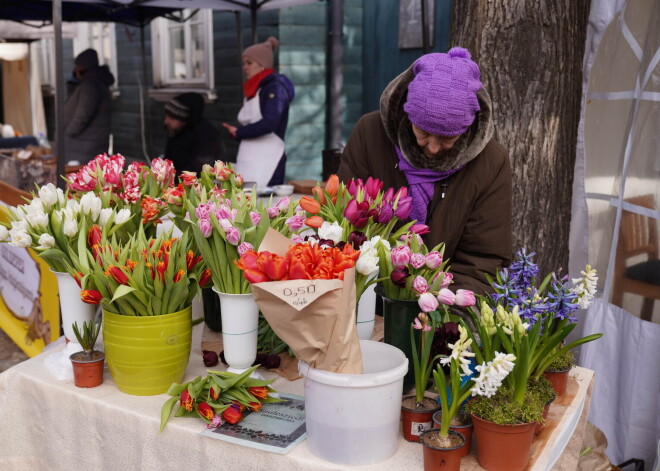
199, 218, 212, 238
267, 207, 279, 219
394, 197, 412, 220
410, 224, 430, 235
383, 187, 395, 202
391, 246, 411, 266
226, 227, 241, 245
364, 177, 383, 200
275, 196, 290, 211
439, 272, 453, 289
455, 289, 476, 307
285, 215, 304, 231
413, 316, 431, 332
418, 292, 439, 313
412, 276, 429, 294
237, 242, 254, 256
410, 253, 426, 269
250, 211, 262, 226
437, 288, 456, 305
425, 251, 443, 269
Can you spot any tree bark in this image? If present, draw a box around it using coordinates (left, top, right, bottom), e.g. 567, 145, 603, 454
450, 0, 590, 274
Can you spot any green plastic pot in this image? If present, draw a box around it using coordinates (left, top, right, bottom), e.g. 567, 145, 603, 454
376, 285, 421, 388
102, 306, 192, 396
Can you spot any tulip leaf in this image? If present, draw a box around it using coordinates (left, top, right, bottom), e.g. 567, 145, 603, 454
242, 377, 275, 387
110, 284, 136, 303
159, 396, 179, 432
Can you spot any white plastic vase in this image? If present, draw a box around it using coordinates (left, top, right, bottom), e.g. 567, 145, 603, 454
357, 283, 377, 340
52, 270, 96, 342
213, 288, 259, 373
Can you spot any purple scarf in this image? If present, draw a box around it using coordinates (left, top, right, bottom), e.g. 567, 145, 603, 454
395, 146, 462, 224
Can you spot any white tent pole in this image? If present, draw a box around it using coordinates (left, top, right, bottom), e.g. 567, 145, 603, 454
53, 0, 66, 188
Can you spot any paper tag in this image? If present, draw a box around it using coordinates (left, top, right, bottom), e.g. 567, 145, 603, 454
256, 278, 342, 311
410, 421, 432, 436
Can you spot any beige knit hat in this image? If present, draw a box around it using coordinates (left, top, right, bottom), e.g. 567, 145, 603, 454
242, 36, 279, 69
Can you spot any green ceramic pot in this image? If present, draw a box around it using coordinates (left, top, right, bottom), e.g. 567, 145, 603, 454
102, 306, 192, 396
376, 285, 420, 388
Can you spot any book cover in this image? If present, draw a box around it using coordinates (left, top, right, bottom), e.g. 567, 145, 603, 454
200, 393, 307, 454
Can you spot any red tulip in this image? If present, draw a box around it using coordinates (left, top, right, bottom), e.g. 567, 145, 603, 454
105, 265, 129, 285
199, 269, 212, 287
180, 389, 194, 412
80, 289, 102, 305
210, 385, 220, 400
196, 402, 214, 420
249, 386, 269, 400
247, 402, 262, 412
173, 269, 185, 283
222, 405, 243, 424
73, 271, 84, 288
235, 250, 259, 272
242, 269, 271, 284
156, 261, 166, 281
186, 250, 202, 271
87, 224, 102, 249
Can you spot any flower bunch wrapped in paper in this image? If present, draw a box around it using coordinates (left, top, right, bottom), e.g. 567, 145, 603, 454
0, 183, 134, 273
184, 184, 298, 294
80, 228, 210, 315
235, 228, 363, 374
66, 153, 175, 236
159, 365, 281, 431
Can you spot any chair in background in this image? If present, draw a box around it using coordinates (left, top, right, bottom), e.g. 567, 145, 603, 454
611, 194, 660, 322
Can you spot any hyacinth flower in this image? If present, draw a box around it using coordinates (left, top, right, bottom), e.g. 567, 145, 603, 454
159, 365, 281, 432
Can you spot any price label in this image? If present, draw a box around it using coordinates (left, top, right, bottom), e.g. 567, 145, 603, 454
256, 278, 342, 311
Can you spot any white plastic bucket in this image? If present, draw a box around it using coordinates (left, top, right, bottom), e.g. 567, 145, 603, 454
299, 340, 408, 465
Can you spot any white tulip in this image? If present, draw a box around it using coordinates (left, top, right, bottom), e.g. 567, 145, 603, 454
0, 225, 9, 240
9, 229, 32, 248
63, 216, 79, 237
98, 208, 113, 227
37, 233, 55, 249
26, 211, 49, 230
356, 252, 379, 276
28, 197, 44, 214
38, 184, 61, 209
66, 199, 81, 214
114, 208, 132, 225
10, 219, 29, 232
80, 192, 102, 221
318, 221, 343, 245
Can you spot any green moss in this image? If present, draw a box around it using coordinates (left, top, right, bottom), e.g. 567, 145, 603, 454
547, 347, 574, 372
464, 387, 544, 425
528, 376, 556, 405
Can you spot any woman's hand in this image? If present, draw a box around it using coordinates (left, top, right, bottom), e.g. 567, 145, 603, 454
222, 123, 237, 138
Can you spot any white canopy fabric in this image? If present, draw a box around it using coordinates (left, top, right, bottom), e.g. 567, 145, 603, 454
109, 0, 322, 12
0, 20, 77, 40
570, 0, 660, 467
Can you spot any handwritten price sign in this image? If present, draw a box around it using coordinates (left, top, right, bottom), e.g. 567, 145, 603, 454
257, 278, 343, 311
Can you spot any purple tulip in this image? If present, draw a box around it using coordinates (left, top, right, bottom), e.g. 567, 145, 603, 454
394, 197, 412, 220
375, 202, 394, 224
347, 231, 367, 250
345, 199, 370, 228
418, 292, 439, 313
412, 275, 429, 294
267, 206, 279, 219
425, 251, 443, 269
383, 187, 395, 202
226, 227, 241, 245
391, 246, 411, 266
199, 218, 212, 238
395, 187, 408, 200
390, 267, 410, 287
237, 242, 254, 256
250, 211, 262, 226
285, 215, 305, 231
455, 289, 476, 307
410, 253, 426, 269
437, 288, 456, 305
347, 179, 363, 196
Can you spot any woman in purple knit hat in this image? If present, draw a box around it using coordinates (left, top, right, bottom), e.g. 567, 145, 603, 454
338, 47, 512, 296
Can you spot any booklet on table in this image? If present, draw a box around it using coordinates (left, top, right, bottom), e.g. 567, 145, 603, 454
200, 393, 306, 454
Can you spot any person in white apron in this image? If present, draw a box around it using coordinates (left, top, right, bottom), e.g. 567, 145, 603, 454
222, 36, 295, 190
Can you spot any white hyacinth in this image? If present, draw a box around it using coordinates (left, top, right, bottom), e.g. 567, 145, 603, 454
318, 221, 343, 245
440, 325, 475, 377
571, 265, 598, 309
37, 233, 55, 250
470, 352, 516, 398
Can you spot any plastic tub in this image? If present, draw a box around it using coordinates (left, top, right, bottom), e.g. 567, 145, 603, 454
298, 340, 408, 465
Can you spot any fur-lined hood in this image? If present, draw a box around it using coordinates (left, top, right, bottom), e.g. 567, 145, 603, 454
379, 63, 494, 172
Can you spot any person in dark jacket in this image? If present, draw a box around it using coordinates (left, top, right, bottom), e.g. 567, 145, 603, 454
63, 49, 114, 164
222, 36, 295, 189
338, 47, 512, 296
163, 92, 224, 174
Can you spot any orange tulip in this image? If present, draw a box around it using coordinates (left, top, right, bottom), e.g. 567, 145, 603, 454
256, 252, 287, 281
180, 389, 194, 412
125, 259, 137, 271
249, 386, 269, 400
210, 385, 220, 400
222, 405, 243, 425
235, 250, 259, 272
247, 402, 262, 412
243, 269, 271, 284
324, 174, 339, 197
299, 196, 321, 214
304, 216, 324, 229
312, 186, 326, 204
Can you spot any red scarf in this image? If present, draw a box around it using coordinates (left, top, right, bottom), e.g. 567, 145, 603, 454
242, 69, 274, 99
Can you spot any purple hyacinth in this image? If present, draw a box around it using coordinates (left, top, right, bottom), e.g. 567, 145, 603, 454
509, 248, 540, 289
546, 274, 579, 322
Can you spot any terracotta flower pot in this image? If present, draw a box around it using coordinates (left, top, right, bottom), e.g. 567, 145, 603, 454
70, 351, 105, 388
544, 366, 571, 396
471, 414, 536, 471
433, 411, 473, 457
534, 395, 555, 435
401, 395, 440, 442
420, 429, 465, 471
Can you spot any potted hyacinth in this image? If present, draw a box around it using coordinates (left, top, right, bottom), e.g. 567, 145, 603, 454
80, 228, 210, 395
69, 320, 104, 388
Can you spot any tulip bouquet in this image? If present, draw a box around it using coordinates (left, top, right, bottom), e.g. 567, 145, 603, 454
0, 183, 134, 273
183, 188, 298, 294
80, 228, 210, 315
159, 365, 281, 432
66, 153, 176, 238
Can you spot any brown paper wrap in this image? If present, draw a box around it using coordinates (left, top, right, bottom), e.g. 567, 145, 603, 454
250, 228, 363, 374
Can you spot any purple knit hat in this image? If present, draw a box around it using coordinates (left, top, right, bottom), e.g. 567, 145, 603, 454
403, 47, 482, 137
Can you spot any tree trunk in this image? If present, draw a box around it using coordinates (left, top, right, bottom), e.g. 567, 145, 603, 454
450, 1, 590, 274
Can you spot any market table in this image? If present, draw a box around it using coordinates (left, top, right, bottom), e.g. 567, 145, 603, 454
0, 319, 594, 471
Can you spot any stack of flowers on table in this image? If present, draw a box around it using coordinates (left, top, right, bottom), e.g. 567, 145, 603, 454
77, 227, 211, 395
235, 228, 363, 373
66, 153, 176, 238
448, 249, 602, 471
159, 365, 282, 432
